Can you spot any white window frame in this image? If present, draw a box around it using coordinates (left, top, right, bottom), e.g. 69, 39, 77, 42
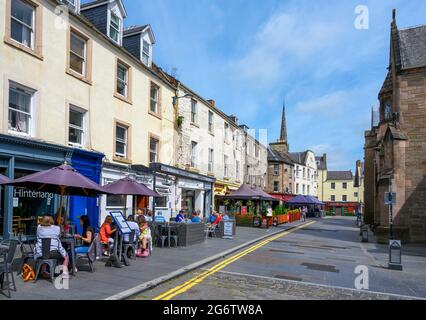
150, 83, 159, 114
236, 160, 240, 179
142, 39, 150, 65
68, 105, 86, 148
224, 155, 229, 177
273, 164, 279, 176
116, 62, 129, 97
109, 10, 121, 44
224, 122, 229, 142
115, 124, 127, 158
191, 141, 198, 169
60, 0, 77, 11
191, 99, 198, 124
11, 0, 35, 49
149, 136, 159, 164
208, 111, 214, 133
208, 148, 214, 173
69, 31, 87, 76
8, 81, 35, 137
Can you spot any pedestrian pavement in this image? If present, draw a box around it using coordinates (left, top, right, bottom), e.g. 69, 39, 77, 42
1, 222, 304, 300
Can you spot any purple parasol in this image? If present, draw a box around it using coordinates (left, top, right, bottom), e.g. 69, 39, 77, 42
0, 174, 12, 185
103, 176, 159, 197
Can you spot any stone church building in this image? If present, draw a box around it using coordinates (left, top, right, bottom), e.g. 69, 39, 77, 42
364, 10, 426, 243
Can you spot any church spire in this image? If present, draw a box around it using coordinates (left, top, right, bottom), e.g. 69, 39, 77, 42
280, 100, 288, 144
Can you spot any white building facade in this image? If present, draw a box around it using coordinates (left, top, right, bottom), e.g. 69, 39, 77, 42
291, 151, 318, 197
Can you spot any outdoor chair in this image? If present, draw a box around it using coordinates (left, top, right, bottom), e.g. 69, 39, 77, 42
0, 239, 19, 298
168, 226, 179, 247
157, 224, 168, 248
123, 230, 137, 259
206, 224, 217, 238
17, 227, 37, 276
76, 234, 99, 273
34, 238, 58, 283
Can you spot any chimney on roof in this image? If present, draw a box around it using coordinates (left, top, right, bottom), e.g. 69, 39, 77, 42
229, 115, 239, 125
207, 100, 216, 107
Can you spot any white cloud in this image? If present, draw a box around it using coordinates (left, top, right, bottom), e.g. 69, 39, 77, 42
294, 91, 348, 114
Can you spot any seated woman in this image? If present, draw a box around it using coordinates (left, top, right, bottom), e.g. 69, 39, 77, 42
34, 216, 70, 278
191, 210, 202, 223
137, 217, 151, 257
99, 216, 116, 256
74, 215, 95, 254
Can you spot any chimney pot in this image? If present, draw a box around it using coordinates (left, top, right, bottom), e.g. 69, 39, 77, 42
207, 99, 216, 107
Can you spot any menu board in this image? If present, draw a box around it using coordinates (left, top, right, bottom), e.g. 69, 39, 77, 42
110, 211, 131, 234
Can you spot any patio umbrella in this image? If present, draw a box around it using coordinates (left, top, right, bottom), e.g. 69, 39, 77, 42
0, 174, 12, 185
102, 176, 159, 217
6, 164, 108, 223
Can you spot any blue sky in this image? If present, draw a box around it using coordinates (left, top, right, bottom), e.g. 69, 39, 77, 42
106, 0, 426, 170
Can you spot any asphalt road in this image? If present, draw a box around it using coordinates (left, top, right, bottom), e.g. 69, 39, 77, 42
133, 217, 426, 300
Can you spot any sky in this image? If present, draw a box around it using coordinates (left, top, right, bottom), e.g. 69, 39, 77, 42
91, 0, 426, 171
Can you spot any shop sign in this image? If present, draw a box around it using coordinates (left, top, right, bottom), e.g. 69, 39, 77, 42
178, 179, 205, 190
223, 221, 234, 239
14, 189, 55, 200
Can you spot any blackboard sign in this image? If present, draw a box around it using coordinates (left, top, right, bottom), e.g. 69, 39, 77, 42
110, 211, 131, 234
223, 221, 234, 239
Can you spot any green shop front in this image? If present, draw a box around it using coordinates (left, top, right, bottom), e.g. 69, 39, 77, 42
0, 134, 103, 239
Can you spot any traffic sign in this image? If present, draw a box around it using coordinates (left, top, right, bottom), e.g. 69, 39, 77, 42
385, 192, 396, 205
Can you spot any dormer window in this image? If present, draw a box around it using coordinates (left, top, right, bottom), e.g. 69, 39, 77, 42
109, 11, 121, 43
60, 0, 78, 12
142, 40, 150, 66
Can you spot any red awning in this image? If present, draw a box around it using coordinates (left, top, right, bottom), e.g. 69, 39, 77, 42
270, 194, 295, 202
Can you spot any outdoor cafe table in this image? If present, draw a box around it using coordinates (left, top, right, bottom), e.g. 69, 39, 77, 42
60, 236, 76, 276
156, 222, 181, 248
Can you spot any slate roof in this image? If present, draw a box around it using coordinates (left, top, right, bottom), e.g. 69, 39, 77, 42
268, 147, 294, 165
399, 25, 426, 70
315, 155, 327, 170
124, 25, 149, 35
379, 71, 393, 96
327, 171, 353, 181
290, 152, 308, 165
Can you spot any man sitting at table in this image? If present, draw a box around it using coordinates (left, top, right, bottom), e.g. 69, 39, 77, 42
154, 212, 166, 223
34, 216, 70, 279
123, 215, 140, 243
208, 211, 218, 224
175, 210, 185, 223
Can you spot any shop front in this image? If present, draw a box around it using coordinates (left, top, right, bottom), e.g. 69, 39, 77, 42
0, 134, 105, 239
151, 163, 215, 219
100, 163, 176, 223
0, 135, 71, 239
325, 202, 359, 216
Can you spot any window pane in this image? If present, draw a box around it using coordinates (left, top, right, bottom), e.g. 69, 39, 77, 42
150, 138, 158, 152
143, 40, 150, 54
69, 127, 82, 144
11, 20, 32, 47
107, 195, 126, 207
8, 110, 30, 133
12, 0, 33, 26
110, 13, 120, 29
116, 126, 126, 140
70, 53, 84, 74
69, 109, 83, 127
116, 141, 125, 155
9, 88, 31, 113
70, 33, 85, 57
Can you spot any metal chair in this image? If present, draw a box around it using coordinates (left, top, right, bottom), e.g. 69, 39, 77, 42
157, 224, 168, 248
0, 239, 19, 298
34, 238, 57, 283
17, 227, 37, 276
76, 234, 99, 273
206, 224, 217, 238
123, 230, 137, 259
168, 225, 179, 247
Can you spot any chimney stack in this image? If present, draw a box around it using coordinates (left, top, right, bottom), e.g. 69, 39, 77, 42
207, 99, 216, 107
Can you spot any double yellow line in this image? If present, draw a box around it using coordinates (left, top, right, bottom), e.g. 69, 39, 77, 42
153, 221, 315, 300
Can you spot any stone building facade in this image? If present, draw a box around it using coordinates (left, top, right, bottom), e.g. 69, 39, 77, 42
364, 10, 426, 243
267, 105, 295, 197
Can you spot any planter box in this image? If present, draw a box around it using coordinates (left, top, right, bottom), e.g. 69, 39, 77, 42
236, 215, 255, 227
176, 223, 205, 247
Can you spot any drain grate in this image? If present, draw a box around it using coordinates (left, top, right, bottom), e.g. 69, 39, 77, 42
301, 262, 340, 273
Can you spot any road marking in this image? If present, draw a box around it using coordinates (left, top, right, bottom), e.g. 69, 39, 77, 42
153, 221, 316, 300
